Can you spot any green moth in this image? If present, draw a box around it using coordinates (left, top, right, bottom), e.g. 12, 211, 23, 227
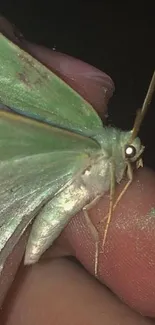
0, 33, 154, 276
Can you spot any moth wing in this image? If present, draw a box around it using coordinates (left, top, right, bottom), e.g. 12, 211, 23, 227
0, 111, 99, 270
0, 33, 103, 137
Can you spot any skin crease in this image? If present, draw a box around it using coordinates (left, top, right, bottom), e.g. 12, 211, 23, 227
0, 16, 155, 324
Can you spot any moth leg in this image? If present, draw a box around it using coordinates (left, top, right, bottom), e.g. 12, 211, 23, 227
101, 161, 133, 250
83, 194, 102, 277
83, 194, 102, 210
101, 159, 115, 251
112, 162, 133, 212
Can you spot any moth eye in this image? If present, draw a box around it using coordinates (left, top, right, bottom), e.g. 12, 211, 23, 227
125, 145, 136, 159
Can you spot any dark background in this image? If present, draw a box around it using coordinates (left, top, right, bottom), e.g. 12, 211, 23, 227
1, 2, 155, 169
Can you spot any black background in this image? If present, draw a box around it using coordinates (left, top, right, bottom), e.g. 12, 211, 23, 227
1, 2, 155, 168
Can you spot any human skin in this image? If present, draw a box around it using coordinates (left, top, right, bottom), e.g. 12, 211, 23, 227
0, 16, 155, 325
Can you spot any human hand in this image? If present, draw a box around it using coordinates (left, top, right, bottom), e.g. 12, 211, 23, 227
0, 16, 155, 325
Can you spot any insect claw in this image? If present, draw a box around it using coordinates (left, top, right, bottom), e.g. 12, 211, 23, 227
136, 158, 143, 169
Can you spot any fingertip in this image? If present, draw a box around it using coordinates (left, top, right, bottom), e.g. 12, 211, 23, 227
93, 167, 155, 316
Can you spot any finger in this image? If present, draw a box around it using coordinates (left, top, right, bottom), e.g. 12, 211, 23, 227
0, 229, 30, 307
60, 167, 155, 317
0, 15, 114, 117
0, 16, 22, 41
1, 259, 153, 325
21, 42, 114, 117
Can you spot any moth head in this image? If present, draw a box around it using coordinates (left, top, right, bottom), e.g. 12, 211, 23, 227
124, 136, 145, 163
120, 132, 144, 166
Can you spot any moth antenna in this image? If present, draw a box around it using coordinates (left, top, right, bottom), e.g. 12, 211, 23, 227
129, 70, 155, 143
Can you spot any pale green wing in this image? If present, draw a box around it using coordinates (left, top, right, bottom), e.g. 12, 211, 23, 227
0, 33, 103, 137
0, 111, 100, 270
